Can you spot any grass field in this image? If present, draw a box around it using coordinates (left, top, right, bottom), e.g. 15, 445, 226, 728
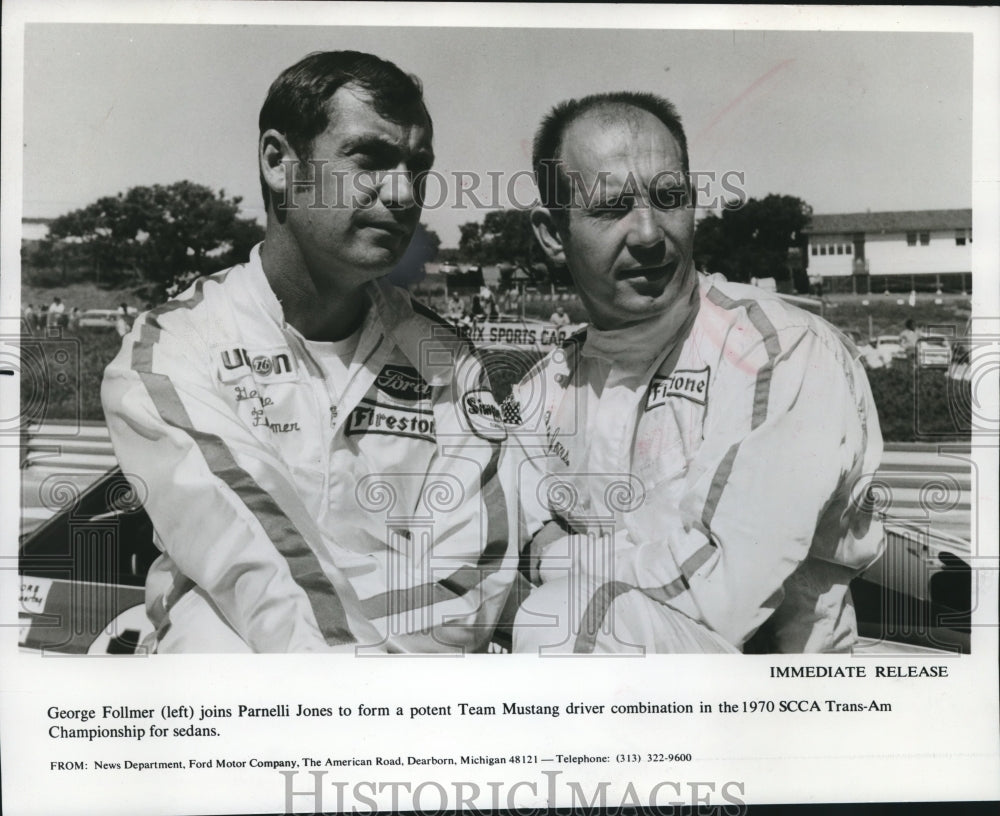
818, 292, 972, 339
21, 282, 147, 313
20, 325, 125, 425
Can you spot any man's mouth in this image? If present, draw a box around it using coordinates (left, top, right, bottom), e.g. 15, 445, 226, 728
363, 222, 407, 236
616, 259, 679, 285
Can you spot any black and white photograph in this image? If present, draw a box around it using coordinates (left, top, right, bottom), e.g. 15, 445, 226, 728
2, 2, 998, 814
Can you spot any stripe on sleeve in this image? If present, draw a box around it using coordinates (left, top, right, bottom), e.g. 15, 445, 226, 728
697, 287, 784, 535
705, 286, 781, 429
637, 541, 718, 606
572, 581, 635, 654
701, 441, 741, 531
571, 541, 719, 654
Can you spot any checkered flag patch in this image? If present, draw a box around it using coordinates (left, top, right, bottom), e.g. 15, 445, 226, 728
500, 394, 523, 426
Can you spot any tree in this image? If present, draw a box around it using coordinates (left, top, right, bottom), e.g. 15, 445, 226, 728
694, 195, 812, 291
458, 209, 537, 266
480, 209, 535, 266
458, 222, 484, 260
44, 182, 263, 290
42, 194, 138, 285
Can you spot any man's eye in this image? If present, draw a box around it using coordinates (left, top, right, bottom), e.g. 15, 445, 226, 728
355, 153, 389, 171
652, 186, 687, 210
593, 198, 633, 217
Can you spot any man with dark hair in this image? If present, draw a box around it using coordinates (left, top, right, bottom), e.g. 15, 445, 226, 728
256, 50, 433, 210
507, 92, 884, 654
103, 51, 516, 653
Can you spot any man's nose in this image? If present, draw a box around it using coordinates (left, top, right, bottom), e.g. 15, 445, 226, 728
378, 166, 419, 211
625, 206, 666, 252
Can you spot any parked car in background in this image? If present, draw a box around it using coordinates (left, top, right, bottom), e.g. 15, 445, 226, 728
843, 330, 883, 370
874, 334, 907, 366
77, 307, 138, 330
916, 334, 952, 368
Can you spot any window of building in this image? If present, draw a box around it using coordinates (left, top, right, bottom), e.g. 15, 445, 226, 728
919, 232, 930, 246
836, 245, 843, 255
811, 245, 818, 256
906, 232, 917, 246
846, 244, 852, 255
956, 229, 969, 246
819, 245, 826, 255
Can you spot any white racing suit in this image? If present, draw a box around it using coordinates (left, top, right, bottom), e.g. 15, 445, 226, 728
506, 274, 884, 654
102, 246, 517, 653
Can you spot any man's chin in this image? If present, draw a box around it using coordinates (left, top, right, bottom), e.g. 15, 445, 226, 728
595, 279, 691, 328
618, 279, 672, 311
355, 243, 406, 272
622, 260, 696, 306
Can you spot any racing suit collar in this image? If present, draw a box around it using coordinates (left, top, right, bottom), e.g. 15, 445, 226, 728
366, 278, 457, 388
581, 277, 700, 369
247, 243, 456, 388
246, 242, 290, 328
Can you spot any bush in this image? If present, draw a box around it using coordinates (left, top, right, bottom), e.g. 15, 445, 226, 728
21, 327, 126, 424
866, 365, 971, 442
22, 264, 90, 288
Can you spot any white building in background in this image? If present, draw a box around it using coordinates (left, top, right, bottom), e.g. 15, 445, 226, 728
804, 209, 972, 291
21, 218, 52, 242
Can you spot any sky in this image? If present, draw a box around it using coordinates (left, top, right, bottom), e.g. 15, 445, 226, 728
21, 23, 973, 247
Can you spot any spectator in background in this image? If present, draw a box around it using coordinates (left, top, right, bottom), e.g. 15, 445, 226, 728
488, 297, 500, 321
548, 304, 570, 328
479, 284, 496, 311
46, 297, 65, 329
470, 295, 485, 323
23, 303, 36, 331
900, 318, 919, 354
68, 307, 81, 331
445, 291, 466, 324
115, 303, 131, 337
507, 286, 521, 314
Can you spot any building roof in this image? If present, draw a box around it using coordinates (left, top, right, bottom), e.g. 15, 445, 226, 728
804, 209, 971, 235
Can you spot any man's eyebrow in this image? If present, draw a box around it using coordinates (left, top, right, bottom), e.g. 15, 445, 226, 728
341, 133, 402, 154
341, 132, 434, 164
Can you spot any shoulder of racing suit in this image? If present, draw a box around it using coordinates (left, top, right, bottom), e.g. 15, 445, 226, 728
697, 273, 859, 379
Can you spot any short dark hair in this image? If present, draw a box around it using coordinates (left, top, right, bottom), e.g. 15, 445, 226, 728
258, 50, 431, 207
532, 91, 689, 215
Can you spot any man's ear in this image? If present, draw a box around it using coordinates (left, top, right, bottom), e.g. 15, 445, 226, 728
530, 207, 566, 265
259, 129, 296, 204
